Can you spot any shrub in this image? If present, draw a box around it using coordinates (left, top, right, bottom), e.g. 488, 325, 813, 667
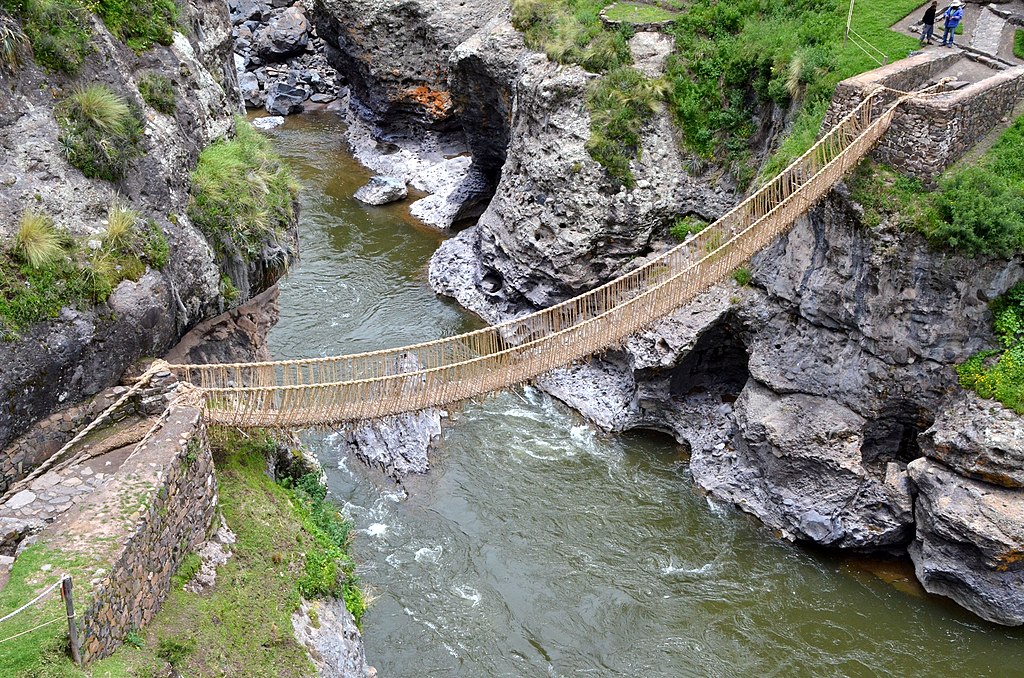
732, 266, 752, 286
170, 553, 202, 589
189, 118, 298, 261
930, 168, 1024, 257
669, 215, 707, 240
138, 72, 176, 114
156, 637, 195, 668
57, 84, 145, 181
95, 0, 179, 52
14, 209, 64, 268
1, 0, 92, 74
585, 67, 668, 186
0, 11, 27, 72
957, 282, 1024, 414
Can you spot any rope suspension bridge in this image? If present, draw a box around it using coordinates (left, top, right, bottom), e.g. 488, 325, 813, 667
157, 86, 932, 429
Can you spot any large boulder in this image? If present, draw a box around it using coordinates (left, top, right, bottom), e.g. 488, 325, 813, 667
254, 6, 310, 60
693, 380, 915, 548
908, 458, 1024, 626
354, 176, 408, 206
919, 392, 1024, 488
265, 82, 307, 115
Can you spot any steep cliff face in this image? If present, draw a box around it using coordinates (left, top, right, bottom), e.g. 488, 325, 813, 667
313, 0, 505, 128
432, 16, 735, 310
0, 0, 291, 452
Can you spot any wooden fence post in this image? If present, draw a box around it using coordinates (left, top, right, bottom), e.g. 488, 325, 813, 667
60, 576, 82, 666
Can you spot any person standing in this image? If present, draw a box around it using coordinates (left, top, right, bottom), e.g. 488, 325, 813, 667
920, 1, 938, 45
941, 1, 964, 47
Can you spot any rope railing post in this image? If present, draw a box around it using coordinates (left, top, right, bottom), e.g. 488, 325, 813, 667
61, 576, 81, 666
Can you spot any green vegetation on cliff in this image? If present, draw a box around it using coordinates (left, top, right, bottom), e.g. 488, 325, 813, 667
0, 204, 168, 335
958, 282, 1024, 414
512, 0, 920, 185
56, 84, 145, 182
189, 118, 299, 262
850, 115, 1024, 258
89, 430, 364, 677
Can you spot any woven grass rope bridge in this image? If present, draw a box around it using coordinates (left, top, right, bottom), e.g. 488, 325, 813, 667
164, 85, 935, 429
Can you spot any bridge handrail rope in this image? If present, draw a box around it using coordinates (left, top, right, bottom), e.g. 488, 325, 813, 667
164, 85, 926, 428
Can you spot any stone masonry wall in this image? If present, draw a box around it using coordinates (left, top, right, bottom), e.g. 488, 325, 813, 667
824, 51, 1024, 185
67, 406, 216, 663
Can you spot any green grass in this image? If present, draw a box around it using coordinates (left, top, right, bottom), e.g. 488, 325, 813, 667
0, 544, 104, 676
513, 0, 921, 185
0, 205, 166, 335
95, 0, 178, 52
88, 430, 364, 677
957, 282, 1024, 414
137, 72, 176, 115
1015, 29, 1024, 61
0, 0, 92, 73
849, 115, 1024, 258
602, 1, 678, 24
189, 118, 298, 262
57, 84, 145, 182
669, 214, 707, 240
585, 67, 668, 186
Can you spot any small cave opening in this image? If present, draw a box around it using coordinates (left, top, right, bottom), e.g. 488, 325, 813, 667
667, 316, 751, 405
860, 402, 934, 478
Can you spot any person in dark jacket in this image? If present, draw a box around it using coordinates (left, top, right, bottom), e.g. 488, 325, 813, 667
941, 1, 964, 47
920, 1, 938, 45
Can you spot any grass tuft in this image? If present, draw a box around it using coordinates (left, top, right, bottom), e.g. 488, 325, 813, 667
57, 84, 145, 182
585, 67, 668, 186
104, 202, 139, 250
0, 11, 27, 72
0, 0, 92, 74
15, 209, 64, 268
1016, 29, 1024, 61
189, 118, 298, 262
137, 71, 176, 114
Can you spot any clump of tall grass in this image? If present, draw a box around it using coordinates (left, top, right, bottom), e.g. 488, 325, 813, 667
57, 84, 144, 181
189, 118, 298, 261
585, 67, 669, 187
104, 202, 139, 250
14, 210, 64, 268
1, 0, 92, 74
0, 12, 27, 73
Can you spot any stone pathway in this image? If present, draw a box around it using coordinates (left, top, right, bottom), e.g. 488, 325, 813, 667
895, 2, 1024, 64
0, 444, 135, 527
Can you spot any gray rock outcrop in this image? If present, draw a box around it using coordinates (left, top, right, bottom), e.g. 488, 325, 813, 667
919, 392, 1024, 488
343, 409, 445, 479
354, 176, 408, 205
293, 598, 374, 678
908, 458, 1024, 626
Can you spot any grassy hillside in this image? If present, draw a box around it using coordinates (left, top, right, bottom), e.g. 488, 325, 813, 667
513, 0, 921, 185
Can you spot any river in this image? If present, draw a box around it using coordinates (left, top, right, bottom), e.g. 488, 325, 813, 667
265, 113, 1024, 677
